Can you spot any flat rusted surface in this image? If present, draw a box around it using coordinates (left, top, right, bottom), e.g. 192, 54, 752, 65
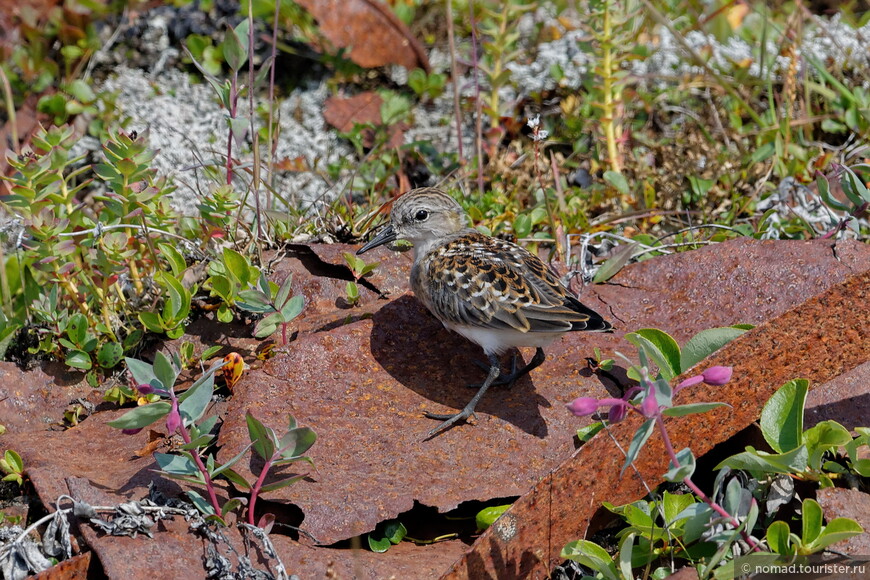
816, 487, 870, 554
3, 238, 869, 578
295, 0, 430, 71
216, 239, 870, 550
805, 360, 870, 429
31, 551, 91, 580
441, 268, 870, 579
0, 362, 91, 433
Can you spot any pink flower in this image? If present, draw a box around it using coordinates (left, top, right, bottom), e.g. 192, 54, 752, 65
566, 397, 600, 417
675, 375, 704, 392
166, 399, 181, 434
702, 366, 732, 386
640, 392, 659, 417
137, 383, 156, 395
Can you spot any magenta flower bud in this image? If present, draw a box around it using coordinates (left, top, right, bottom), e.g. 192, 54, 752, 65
702, 366, 732, 386
166, 400, 181, 434
121, 428, 143, 435
609, 402, 628, 423
566, 397, 600, 417
675, 375, 704, 392
137, 383, 155, 396
640, 393, 659, 417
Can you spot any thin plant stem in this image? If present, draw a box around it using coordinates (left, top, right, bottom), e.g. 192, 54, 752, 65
469, 0, 485, 198
655, 416, 761, 551
446, 0, 464, 162
0, 66, 18, 155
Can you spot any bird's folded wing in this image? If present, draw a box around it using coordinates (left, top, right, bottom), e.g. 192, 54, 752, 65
425, 243, 590, 333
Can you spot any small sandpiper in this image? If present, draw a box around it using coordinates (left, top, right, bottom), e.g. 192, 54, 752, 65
358, 187, 612, 436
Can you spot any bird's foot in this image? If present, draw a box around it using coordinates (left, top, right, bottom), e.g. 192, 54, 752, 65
425, 406, 477, 438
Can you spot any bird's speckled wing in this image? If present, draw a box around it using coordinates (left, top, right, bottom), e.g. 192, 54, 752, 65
413, 232, 594, 333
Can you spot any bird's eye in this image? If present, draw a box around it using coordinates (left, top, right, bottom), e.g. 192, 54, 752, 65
414, 209, 430, 221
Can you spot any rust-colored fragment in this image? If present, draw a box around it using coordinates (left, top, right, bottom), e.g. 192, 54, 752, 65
295, 0, 430, 71
816, 488, 870, 555
440, 269, 870, 579
323, 92, 407, 149
31, 552, 91, 580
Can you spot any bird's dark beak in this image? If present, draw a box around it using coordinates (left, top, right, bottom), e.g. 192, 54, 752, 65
357, 225, 398, 255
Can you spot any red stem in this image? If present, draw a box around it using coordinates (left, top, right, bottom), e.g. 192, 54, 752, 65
177, 412, 222, 515
655, 416, 760, 551
247, 455, 276, 525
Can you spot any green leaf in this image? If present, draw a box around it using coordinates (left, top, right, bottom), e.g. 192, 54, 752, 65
368, 535, 392, 553
662, 402, 730, 417
155, 452, 200, 477
766, 520, 793, 555
278, 427, 317, 458
662, 491, 696, 523
760, 379, 808, 453
237, 289, 273, 313
3, 450, 23, 474
221, 498, 245, 518
803, 420, 853, 469
801, 498, 823, 546
625, 329, 681, 380
513, 213, 532, 238
280, 295, 304, 321
210, 442, 254, 479
258, 474, 307, 493
603, 170, 629, 195
561, 540, 619, 580
124, 357, 156, 387
592, 242, 637, 284
153, 351, 178, 391
475, 505, 511, 530
222, 248, 250, 286
67, 312, 88, 345
178, 374, 214, 425
680, 326, 747, 372
65, 349, 92, 370
156, 271, 190, 321
158, 243, 187, 277
185, 489, 216, 516
664, 448, 695, 482
383, 521, 407, 544
576, 421, 606, 443
107, 402, 172, 430
807, 517, 864, 552
622, 419, 655, 475
97, 342, 123, 368
222, 21, 249, 72
275, 275, 294, 307
715, 445, 809, 475
246, 411, 276, 461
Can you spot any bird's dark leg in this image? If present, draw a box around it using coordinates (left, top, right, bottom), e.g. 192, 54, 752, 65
425, 353, 502, 437
471, 347, 547, 387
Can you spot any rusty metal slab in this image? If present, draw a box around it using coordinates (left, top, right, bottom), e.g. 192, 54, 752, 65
440, 268, 870, 579
805, 360, 870, 429
31, 551, 91, 580
216, 239, 870, 549
816, 487, 870, 555
0, 362, 92, 433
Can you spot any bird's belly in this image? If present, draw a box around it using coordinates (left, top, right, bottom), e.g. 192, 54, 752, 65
445, 323, 562, 355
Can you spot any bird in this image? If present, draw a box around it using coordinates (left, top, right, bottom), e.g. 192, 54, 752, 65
357, 187, 612, 436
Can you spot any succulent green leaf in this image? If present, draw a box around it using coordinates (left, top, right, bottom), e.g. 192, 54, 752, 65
475, 505, 510, 530
246, 411, 276, 461
680, 326, 747, 372
760, 379, 808, 453
107, 402, 172, 429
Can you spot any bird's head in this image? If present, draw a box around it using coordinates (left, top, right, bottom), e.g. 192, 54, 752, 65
357, 188, 467, 255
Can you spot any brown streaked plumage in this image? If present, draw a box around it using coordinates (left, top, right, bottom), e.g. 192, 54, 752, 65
358, 187, 612, 436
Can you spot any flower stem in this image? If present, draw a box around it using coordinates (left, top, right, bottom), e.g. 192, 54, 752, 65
655, 416, 760, 551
